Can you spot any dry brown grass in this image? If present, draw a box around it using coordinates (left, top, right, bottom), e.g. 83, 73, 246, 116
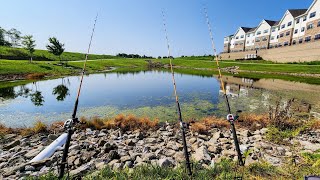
190, 116, 229, 135
79, 114, 159, 132
26, 73, 46, 80
33, 121, 48, 133
311, 119, 320, 130
237, 113, 270, 131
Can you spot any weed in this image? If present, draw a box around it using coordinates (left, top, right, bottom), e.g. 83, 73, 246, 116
33, 121, 48, 133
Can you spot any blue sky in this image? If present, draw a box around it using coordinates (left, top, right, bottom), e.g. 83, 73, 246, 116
0, 0, 313, 57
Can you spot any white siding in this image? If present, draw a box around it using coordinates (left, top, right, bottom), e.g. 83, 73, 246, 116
307, 0, 320, 20
234, 28, 246, 42
255, 20, 272, 38
279, 11, 295, 33
230, 37, 235, 49
293, 15, 307, 39
245, 32, 255, 47
270, 25, 279, 44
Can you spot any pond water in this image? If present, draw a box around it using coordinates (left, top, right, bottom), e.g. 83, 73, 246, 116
1, 70, 320, 127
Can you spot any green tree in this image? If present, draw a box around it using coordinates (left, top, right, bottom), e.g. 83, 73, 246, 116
22, 35, 36, 63
46, 37, 65, 62
7, 28, 22, 47
0, 27, 11, 46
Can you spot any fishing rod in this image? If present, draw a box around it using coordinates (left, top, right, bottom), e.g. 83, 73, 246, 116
162, 11, 192, 176
29, 14, 99, 179
58, 14, 98, 179
203, 6, 244, 166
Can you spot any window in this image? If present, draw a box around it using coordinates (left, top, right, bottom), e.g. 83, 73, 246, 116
303, 16, 307, 21
294, 29, 298, 34
305, 36, 311, 42
246, 41, 249, 44
286, 31, 290, 36
255, 37, 260, 42
269, 45, 273, 48
275, 44, 278, 48
315, 34, 320, 40
278, 43, 283, 47
296, 18, 300, 24
318, 21, 320, 27
281, 24, 285, 29
288, 21, 292, 26
280, 33, 284, 38
241, 35, 244, 38
257, 31, 261, 35
278, 27, 281, 31
307, 23, 314, 30
301, 27, 305, 32
271, 36, 275, 40
236, 36, 239, 39
247, 34, 250, 37
235, 42, 239, 45
263, 29, 268, 34
262, 37, 267, 41
310, 12, 316, 18
277, 35, 279, 39
299, 38, 303, 44
284, 42, 289, 46
292, 40, 296, 45
272, 28, 276, 32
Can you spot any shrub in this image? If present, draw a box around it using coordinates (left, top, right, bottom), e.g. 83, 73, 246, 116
33, 121, 48, 133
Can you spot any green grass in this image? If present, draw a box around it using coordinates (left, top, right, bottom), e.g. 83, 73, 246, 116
0, 46, 118, 61
26, 158, 320, 180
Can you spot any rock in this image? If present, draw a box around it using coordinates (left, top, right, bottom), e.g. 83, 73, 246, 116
3, 163, 28, 177
107, 150, 120, 161
24, 148, 42, 159
70, 163, 92, 176
192, 146, 211, 164
189, 137, 197, 144
145, 138, 157, 144
260, 128, 268, 135
108, 159, 120, 167
113, 163, 124, 170
208, 146, 222, 154
124, 161, 134, 168
3, 140, 20, 150
174, 152, 185, 163
48, 134, 58, 141
142, 153, 157, 162
125, 139, 135, 146
95, 162, 107, 170
103, 143, 117, 153
264, 154, 281, 165
25, 165, 36, 171
120, 155, 131, 162
299, 141, 320, 152
165, 149, 176, 157
68, 155, 77, 166
30, 158, 51, 167
158, 158, 174, 167
98, 139, 107, 147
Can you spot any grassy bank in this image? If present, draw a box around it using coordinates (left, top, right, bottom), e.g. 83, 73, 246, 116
1, 57, 320, 88
0, 46, 118, 61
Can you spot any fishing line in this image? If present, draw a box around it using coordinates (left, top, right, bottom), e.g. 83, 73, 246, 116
162, 10, 193, 176
203, 6, 244, 166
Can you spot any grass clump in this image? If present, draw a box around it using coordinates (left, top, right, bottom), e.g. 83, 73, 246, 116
79, 114, 159, 132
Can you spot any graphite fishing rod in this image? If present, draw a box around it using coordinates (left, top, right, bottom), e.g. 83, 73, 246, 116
162, 11, 192, 176
204, 7, 244, 166
58, 14, 98, 178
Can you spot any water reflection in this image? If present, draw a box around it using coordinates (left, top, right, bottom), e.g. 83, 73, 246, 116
52, 78, 70, 101
0, 70, 319, 127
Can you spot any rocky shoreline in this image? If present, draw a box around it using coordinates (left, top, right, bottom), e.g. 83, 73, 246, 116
0, 123, 320, 179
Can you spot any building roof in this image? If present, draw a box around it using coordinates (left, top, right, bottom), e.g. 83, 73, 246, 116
264, 20, 278, 26
288, 9, 307, 17
272, 21, 280, 26
248, 27, 257, 33
241, 27, 253, 33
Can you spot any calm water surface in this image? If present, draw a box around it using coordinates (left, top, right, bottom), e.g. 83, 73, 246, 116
1, 70, 319, 127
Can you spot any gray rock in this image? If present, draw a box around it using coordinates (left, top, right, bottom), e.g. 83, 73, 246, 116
70, 163, 92, 176
158, 158, 174, 167
24, 148, 42, 159
25, 165, 36, 171
3, 140, 20, 150
299, 140, 320, 152
48, 134, 58, 141
95, 161, 107, 170
192, 146, 211, 164
107, 150, 120, 161
113, 163, 124, 170
120, 155, 131, 162
124, 161, 134, 168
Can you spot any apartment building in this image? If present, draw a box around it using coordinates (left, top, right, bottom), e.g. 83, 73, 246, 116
223, 0, 320, 53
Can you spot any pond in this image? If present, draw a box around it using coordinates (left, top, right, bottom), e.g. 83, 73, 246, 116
1, 70, 320, 127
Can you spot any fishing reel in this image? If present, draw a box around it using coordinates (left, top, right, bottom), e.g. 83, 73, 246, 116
226, 110, 242, 123
63, 118, 80, 130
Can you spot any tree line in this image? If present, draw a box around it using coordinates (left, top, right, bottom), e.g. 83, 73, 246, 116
116, 53, 154, 59
0, 26, 65, 63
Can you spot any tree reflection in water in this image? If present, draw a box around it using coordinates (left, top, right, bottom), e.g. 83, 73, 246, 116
52, 78, 70, 101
